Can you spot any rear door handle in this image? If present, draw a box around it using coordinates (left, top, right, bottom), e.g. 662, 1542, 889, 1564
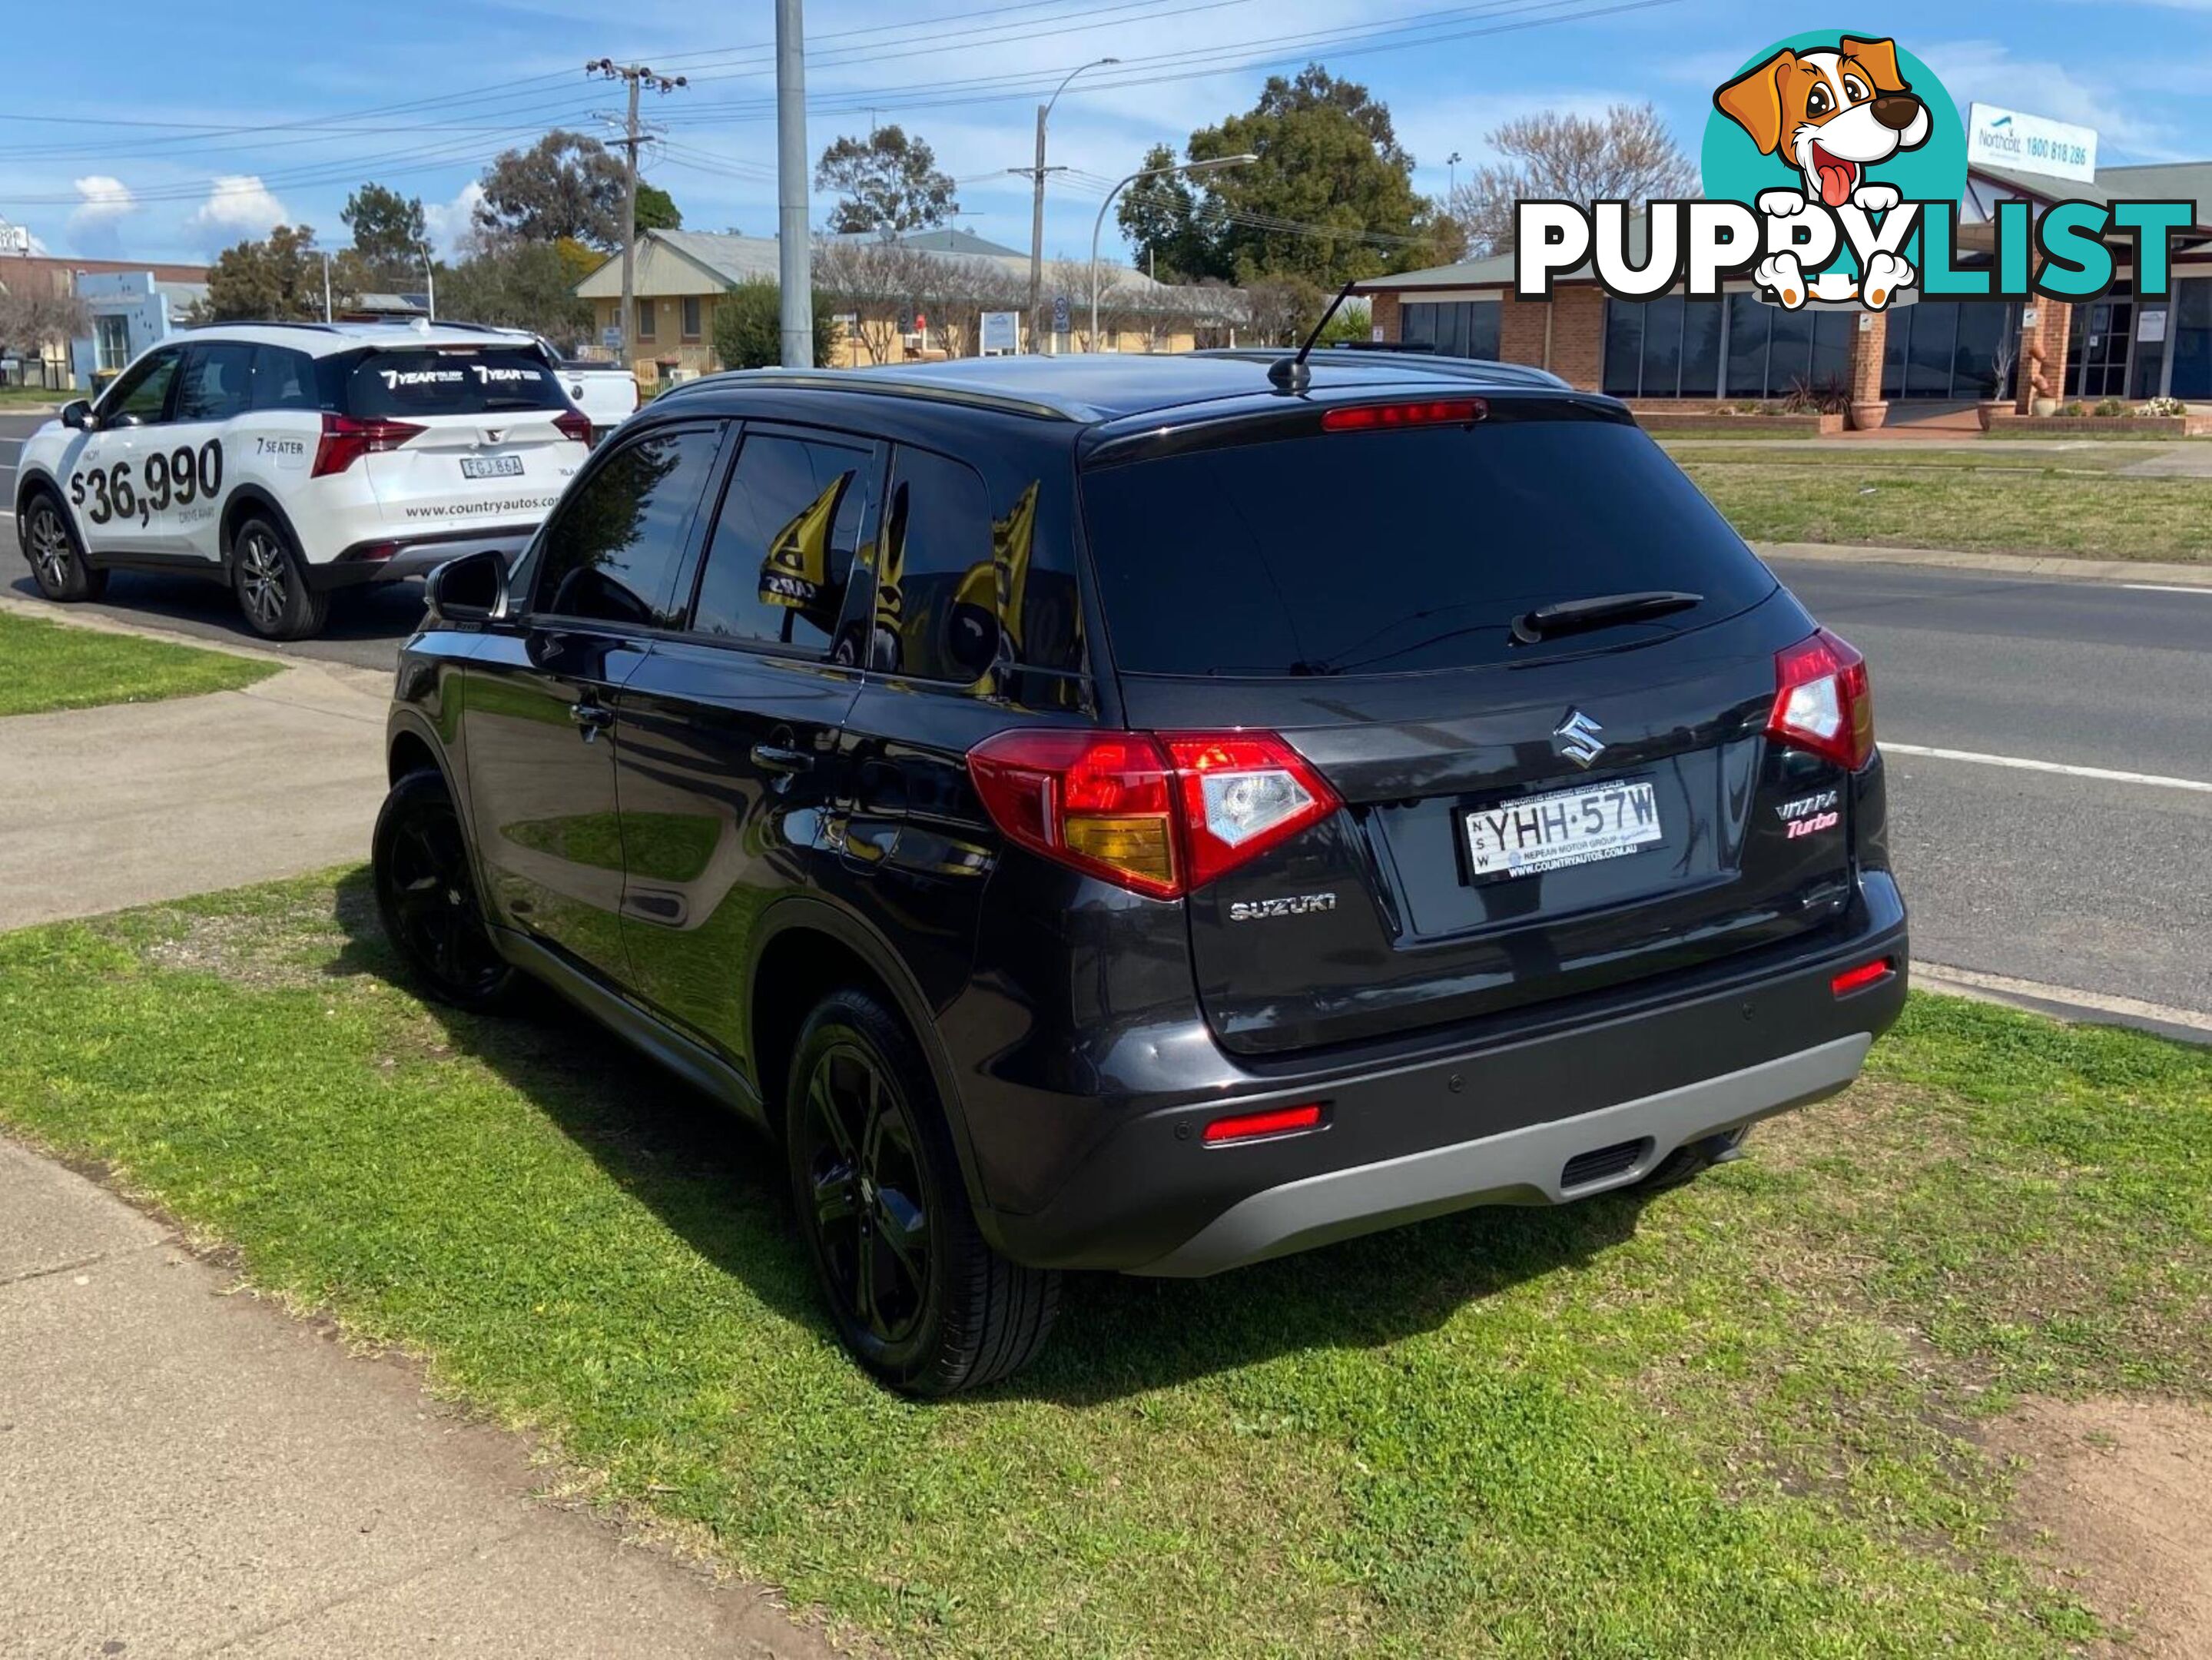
750, 742, 814, 775
569, 701, 614, 742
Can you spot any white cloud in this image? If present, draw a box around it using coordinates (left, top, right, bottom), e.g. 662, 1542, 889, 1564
68, 175, 139, 233
422, 180, 487, 255
184, 174, 292, 245
1905, 40, 2184, 162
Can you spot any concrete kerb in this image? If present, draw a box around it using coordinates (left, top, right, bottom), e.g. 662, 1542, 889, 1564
1753, 541, 2212, 589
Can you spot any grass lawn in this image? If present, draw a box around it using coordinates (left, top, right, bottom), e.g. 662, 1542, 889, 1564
2, 874, 2207, 1656
0, 609, 276, 716
0, 385, 66, 411
1667, 447, 2212, 561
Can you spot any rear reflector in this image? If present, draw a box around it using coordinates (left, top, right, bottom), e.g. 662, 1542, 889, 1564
1320, 398, 1486, 433
1831, 957, 1895, 997
1202, 1102, 1324, 1145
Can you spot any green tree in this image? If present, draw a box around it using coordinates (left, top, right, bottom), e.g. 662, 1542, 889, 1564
710, 279, 839, 370
1146, 65, 1442, 325
200, 224, 330, 321
474, 131, 627, 248
1115, 143, 1217, 283
437, 238, 594, 350
814, 125, 958, 236
340, 182, 429, 284
635, 182, 682, 234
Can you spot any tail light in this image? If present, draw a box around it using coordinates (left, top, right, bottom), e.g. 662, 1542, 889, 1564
312, 413, 423, 477
966, 729, 1340, 899
553, 407, 593, 444
1767, 628, 1873, 770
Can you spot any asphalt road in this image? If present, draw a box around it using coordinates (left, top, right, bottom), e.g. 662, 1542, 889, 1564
3, 405, 2206, 1018
1772, 557, 2212, 1021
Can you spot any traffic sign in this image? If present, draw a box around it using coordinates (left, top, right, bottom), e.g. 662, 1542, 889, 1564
601, 325, 624, 350
1051, 294, 1070, 334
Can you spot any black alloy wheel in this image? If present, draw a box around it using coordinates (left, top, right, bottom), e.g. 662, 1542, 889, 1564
787, 989, 1059, 1395
372, 769, 519, 1012
798, 1041, 937, 1354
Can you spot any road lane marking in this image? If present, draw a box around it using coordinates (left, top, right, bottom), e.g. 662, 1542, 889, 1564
2122, 583, 2212, 596
1884, 743, 2212, 794
1913, 961, 2212, 1040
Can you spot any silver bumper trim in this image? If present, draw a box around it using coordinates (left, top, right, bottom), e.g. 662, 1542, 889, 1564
1135, 1032, 1873, 1277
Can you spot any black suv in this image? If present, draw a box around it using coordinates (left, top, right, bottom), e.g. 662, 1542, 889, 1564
373, 350, 1907, 1394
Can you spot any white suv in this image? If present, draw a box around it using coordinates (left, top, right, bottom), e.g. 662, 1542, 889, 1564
14, 320, 592, 639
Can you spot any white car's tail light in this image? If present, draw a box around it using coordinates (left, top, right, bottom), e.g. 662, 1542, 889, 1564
1767, 629, 1873, 770
312, 413, 424, 477
966, 729, 1340, 898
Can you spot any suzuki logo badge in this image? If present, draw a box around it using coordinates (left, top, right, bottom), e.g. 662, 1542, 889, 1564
1554, 709, 1606, 767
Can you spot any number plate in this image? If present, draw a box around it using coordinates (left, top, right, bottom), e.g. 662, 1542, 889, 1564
1466, 779, 1662, 880
460, 454, 524, 480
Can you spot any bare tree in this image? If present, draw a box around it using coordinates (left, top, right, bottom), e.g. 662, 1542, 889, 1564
811, 235, 933, 364
1448, 103, 1698, 257
0, 282, 93, 360
1240, 276, 1316, 347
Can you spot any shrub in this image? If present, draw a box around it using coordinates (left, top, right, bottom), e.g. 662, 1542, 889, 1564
711, 279, 842, 370
1780, 374, 1851, 416
2092, 397, 2126, 417
2058, 400, 2084, 417
2140, 396, 2186, 418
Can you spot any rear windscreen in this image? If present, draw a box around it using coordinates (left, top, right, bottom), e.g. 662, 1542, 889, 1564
343, 348, 565, 417
1081, 416, 1776, 676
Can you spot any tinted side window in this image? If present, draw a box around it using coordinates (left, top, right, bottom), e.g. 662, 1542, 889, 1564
873, 448, 997, 682
102, 350, 180, 427
250, 346, 319, 412
533, 427, 721, 628
690, 432, 877, 662
174, 343, 257, 423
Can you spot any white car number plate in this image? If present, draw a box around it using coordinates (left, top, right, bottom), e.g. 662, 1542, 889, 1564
1466, 779, 1662, 880
460, 454, 524, 480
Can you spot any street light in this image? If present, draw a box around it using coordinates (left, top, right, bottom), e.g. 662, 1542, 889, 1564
1089, 153, 1256, 349
1016, 58, 1119, 347
418, 242, 436, 324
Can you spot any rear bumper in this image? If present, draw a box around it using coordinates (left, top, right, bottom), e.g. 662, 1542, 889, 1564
977, 871, 1906, 1274
1137, 1034, 1868, 1275
313, 529, 536, 589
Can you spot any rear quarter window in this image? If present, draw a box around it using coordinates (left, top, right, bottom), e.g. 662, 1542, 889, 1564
1081, 408, 1776, 677
344, 348, 565, 418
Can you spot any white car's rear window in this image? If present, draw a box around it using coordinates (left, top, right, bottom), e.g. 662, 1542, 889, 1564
347, 349, 565, 418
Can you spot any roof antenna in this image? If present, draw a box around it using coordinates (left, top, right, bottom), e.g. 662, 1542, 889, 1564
1267, 277, 1360, 393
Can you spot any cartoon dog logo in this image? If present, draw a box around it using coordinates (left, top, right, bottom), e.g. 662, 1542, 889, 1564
1713, 36, 1931, 310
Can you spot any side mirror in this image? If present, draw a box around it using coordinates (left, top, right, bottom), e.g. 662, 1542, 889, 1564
424, 549, 509, 622
59, 400, 92, 430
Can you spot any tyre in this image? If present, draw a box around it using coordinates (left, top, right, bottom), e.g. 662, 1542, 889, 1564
231, 513, 330, 640
787, 988, 1060, 1396
21, 490, 107, 603
372, 768, 522, 1014
1638, 1127, 1750, 1194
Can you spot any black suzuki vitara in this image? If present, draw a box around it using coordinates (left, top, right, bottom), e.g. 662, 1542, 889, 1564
374, 349, 1906, 1394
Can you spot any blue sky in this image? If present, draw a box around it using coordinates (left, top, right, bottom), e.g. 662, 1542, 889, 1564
2, 0, 2200, 269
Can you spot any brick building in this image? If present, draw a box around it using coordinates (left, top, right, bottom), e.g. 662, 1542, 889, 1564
1355, 158, 2212, 426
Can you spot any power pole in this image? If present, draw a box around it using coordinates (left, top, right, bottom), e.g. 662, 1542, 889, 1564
774, 0, 812, 367
588, 58, 687, 369
1011, 59, 1114, 354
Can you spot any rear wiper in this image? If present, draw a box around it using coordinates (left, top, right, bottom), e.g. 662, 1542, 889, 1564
1511, 589, 1702, 646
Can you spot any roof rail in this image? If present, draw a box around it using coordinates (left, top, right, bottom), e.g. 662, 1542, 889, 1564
181, 318, 343, 333
662, 368, 1086, 423
1196, 347, 1570, 390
